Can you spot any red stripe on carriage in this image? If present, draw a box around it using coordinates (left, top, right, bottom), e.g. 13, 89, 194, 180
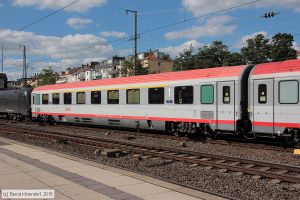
32, 111, 234, 124
33, 111, 300, 128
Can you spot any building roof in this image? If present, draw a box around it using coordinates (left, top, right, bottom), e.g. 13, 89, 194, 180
144, 52, 159, 61
33, 65, 245, 92
251, 59, 300, 75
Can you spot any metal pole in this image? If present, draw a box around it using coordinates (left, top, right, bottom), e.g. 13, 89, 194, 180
126, 10, 138, 76
1, 45, 3, 73
23, 45, 27, 86
134, 11, 137, 76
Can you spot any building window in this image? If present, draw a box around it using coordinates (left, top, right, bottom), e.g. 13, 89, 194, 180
42, 94, 49, 104
35, 94, 40, 105
175, 86, 193, 104
279, 80, 299, 104
77, 92, 86, 104
107, 90, 119, 104
148, 87, 164, 104
127, 89, 140, 104
52, 93, 60, 104
223, 86, 230, 104
91, 91, 101, 104
258, 84, 267, 104
64, 93, 72, 104
201, 85, 214, 104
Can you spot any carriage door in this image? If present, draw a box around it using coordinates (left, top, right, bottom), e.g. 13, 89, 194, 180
253, 79, 274, 134
217, 81, 235, 131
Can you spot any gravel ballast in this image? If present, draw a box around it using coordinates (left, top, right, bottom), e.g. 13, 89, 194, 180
1, 122, 300, 200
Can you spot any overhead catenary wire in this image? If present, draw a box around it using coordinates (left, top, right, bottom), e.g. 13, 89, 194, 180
0, 0, 80, 42
138, 0, 262, 36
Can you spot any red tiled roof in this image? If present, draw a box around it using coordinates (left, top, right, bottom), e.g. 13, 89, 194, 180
33, 65, 245, 92
144, 52, 159, 61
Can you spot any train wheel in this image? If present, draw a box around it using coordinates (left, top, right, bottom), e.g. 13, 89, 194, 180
290, 131, 300, 148
285, 129, 300, 148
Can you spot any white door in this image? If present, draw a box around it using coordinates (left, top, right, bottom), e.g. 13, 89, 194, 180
253, 79, 274, 134
217, 81, 235, 131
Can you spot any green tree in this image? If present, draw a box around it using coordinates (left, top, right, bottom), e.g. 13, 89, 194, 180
241, 34, 270, 64
194, 41, 230, 68
224, 52, 246, 66
173, 46, 195, 71
37, 66, 58, 86
121, 59, 148, 76
270, 33, 297, 62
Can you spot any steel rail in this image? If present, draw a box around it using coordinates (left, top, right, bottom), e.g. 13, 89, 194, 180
1, 125, 300, 184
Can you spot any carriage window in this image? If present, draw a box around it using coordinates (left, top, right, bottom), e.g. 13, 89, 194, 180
42, 94, 49, 104
107, 90, 119, 104
64, 93, 72, 104
91, 91, 101, 104
33, 95, 35, 105
127, 89, 140, 104
258, 84, 267, 104
35, 94, 40, 105
77, 92, 86, 104
148, 87, 164, 104
201, 85, 214, 104
223, 86, 230, 104
52, 93, 60, 104
279, 80, 299, 104
175, 86, 193, 104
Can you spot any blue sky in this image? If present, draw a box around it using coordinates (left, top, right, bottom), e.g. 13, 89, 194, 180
0, 0, 300, 80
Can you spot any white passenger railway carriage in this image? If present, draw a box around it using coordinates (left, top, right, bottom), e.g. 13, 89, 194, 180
32, 59, 300, 143
248, 60, 300, 141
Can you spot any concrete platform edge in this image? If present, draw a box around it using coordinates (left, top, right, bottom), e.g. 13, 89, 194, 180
0, 136, 227, 200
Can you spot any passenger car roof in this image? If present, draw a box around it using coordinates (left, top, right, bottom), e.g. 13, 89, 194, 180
33, 65, 245, 92
251, 59, 300, 75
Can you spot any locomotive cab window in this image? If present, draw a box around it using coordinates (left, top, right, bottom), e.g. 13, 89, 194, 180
201, 85, 214, 104
258, 84, 267, 104
91, 91, 101, 104
148, 87, 164, 104
107, 90, 119, 104
175, 86, 193, 104
279, 80, 299, 104
52, 93, 60, 104
64, 93, 72, 104
223, 86, 230, 104
77, 92, 86, 104
127, 89, 140, 104
42, 94, 49, 104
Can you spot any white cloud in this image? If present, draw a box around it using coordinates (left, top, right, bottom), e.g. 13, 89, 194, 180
293, 42, 300, 51
12, 0, 107, 12
0, 29, 130, 79
160, 40, 203, 57
67, 17, 93, 29
164, 15, 236, 40
100, 31, 129, 38
5, 72, 23, 80
237, 31, 268, 48
181, 0, 300, 17
233, 31, 268, 49
3, 59, 23, 67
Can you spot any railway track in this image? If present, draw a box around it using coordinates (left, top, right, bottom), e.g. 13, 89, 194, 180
1, 124, 300, 184
0, 119, 294, 152
33, 122, 297, 153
